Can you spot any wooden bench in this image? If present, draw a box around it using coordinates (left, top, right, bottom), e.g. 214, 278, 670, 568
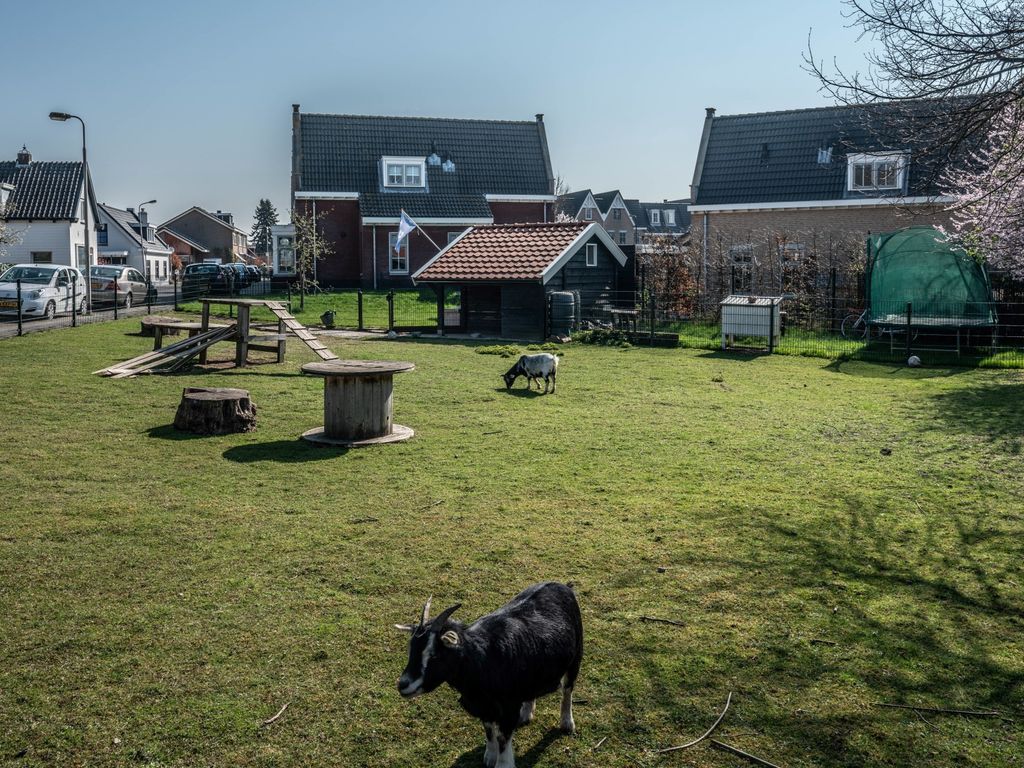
152, 321, 228, 351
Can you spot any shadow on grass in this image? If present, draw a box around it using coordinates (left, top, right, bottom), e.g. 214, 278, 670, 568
146, 425, 209, 441
449, 728, 562, 768
825, 358, 967, 380
223, 439, 348, 463
696, 349, 771, 362
928, 379, 1024, 447
496, 387, 550, 398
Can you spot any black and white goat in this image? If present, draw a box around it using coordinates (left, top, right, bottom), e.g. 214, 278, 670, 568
502, 353, 559, 394
396, 582, 583, 768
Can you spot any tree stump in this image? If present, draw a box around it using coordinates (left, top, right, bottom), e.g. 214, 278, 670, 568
173, 387, 257, 435
141, 315, 181, 337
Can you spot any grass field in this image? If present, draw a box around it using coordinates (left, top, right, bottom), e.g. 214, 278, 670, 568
1, 320, 1022, 767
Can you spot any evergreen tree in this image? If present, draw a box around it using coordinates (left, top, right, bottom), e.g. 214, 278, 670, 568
250, 198, 279, 260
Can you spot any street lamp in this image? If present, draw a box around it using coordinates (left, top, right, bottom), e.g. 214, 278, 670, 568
136, 199, 156, 280
49, 111, 92, 311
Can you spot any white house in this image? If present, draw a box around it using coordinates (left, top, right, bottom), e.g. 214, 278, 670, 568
97, 204, 173, 282
270, 223, 296, 275
0, 146, 97, 270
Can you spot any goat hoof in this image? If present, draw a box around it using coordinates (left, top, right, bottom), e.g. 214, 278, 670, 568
560, 718, 575, 735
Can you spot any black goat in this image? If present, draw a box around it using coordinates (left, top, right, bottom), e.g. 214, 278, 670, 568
396, 582, 583, 767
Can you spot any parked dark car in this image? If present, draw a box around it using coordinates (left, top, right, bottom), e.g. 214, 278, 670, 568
245, 265, 262, 282
181, 263, 228, 298
89, 265, 156, 308
224, 262, 250, 289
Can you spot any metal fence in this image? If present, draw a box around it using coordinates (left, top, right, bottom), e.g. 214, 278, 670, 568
574, 288, 1024, 367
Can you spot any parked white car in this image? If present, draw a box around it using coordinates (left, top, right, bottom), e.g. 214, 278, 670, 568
0, 264, 88, 320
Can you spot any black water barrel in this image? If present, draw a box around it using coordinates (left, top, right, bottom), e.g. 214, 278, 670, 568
549, 291, 577, 336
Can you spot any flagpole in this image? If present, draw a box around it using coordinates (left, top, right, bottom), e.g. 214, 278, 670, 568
415, 224, 442, 252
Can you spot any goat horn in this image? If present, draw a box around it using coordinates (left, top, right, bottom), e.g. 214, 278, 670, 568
419, 595, 433, 627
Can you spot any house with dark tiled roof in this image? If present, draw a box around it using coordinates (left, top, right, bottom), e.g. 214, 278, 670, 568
687, 102, 957, 298
156, 206, 248, 266
625, 199, 691, 253
413, 221, 628, 339
290, 105, 556, 289
96, 204, 173, 282
557, 189, 635, 246
0, 146, 99, 269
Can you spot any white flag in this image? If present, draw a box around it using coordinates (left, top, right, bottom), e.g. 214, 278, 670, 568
395, 210, 416, 252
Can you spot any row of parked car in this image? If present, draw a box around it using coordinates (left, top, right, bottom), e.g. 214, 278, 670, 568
0, 263, 160, 319
181, 262, 263, 296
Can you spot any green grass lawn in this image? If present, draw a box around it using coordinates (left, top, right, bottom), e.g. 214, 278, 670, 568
180, 288, 457, 330
1, 321, 1022, 767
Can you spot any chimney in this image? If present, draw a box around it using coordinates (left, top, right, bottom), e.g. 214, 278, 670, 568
291, 103, 303, 210
705, 107, 716, 118
293, 103, 300, 114
690, 107, 717, 201
535, 113, 544, 122
16, 145, 31, 167
126, 207, 135, 215
139, 209, 149, 229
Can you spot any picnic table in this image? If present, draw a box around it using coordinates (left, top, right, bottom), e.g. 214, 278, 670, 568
608, 307, 640, 333
300, 359, 415, 447
198, 298, 288, 366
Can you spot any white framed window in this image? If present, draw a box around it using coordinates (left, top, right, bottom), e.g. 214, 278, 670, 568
664, 209, 675, 226
447, 230, 465, 244
729, 244, 754, 293
584, 206, 593, 221
382, 156, 426, 189
618, 230, 627, 244
612, 208, 621, 220
847, 152, 907, 192
649, 209, 661, 225
585, 243, 598, 267
388, 231, 409, 273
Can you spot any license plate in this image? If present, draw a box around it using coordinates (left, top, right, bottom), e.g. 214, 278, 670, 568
0, 299, 17, 309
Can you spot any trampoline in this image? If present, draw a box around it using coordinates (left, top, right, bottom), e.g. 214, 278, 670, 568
866, 227, 997, 354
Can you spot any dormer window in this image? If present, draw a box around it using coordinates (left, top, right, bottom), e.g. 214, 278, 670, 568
649, 209, 661, 226
664, 210, 675, 226
847, 152, 907, 192
383, 156, 426, 188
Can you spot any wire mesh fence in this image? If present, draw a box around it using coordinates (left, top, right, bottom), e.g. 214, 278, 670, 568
575, 288, 1024, 367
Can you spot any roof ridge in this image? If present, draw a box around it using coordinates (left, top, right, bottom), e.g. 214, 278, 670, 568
712, 96, 964, 121
300, 112, 538, 125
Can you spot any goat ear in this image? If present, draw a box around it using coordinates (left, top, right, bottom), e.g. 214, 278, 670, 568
440, 630, 460, 648
394, 623, 416, 633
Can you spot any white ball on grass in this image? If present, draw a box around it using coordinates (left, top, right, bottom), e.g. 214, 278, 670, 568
907, 355, 922, 368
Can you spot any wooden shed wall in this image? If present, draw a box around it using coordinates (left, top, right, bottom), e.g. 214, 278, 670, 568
500, 284, 546, 340
550, 233, 621, 312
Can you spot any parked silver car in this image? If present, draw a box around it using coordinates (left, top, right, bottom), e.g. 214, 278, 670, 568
0, 264, 88, 319
89, 265, 155, 308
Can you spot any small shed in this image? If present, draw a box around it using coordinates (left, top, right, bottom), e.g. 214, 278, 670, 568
720, 295, 783, 350
413, 222, 629, 340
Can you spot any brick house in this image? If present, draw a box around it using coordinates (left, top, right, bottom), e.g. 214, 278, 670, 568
557, 189, 636, 246
156, 206, 248, 266
290, 105, 556, 289
687, 102, 956, 301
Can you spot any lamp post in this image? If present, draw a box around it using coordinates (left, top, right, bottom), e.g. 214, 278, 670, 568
49, 111, 92, 311
136, 198, 157, 280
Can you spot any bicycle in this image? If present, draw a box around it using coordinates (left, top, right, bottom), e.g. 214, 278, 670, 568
840, 309, 869, 340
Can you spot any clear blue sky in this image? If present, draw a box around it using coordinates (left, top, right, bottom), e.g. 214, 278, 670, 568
2, 0, 869, 231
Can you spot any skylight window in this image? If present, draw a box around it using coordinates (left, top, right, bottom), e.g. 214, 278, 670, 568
382, 157, 426, 188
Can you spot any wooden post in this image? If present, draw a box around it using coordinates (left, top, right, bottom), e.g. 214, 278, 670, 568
199, 301, 211, 364
387, 291, 395, 331
277, 316, 287, 363
357, 289, 364, 331
236, 303, 250, 367
435, 285, 445, 336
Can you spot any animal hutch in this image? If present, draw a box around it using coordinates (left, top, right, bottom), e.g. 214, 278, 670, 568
720, 295, 783, 351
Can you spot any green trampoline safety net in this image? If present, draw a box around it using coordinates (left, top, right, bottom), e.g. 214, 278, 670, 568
866, 226, 996, 327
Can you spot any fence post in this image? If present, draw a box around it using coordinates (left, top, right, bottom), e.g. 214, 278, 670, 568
905, 301, 913, 357
649, 291, 655, 344
357, 289, 364, 330
173, 271, 180, 311
768, 301, 776, 354
387, 290, 395, 332
71, 273, 78, 328
114, 277, 119, 320
16, 279, 23, 336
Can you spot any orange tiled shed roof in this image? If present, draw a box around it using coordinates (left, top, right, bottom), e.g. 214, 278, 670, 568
415, 221, 591, 282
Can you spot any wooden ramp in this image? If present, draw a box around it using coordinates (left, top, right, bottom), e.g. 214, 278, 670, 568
95, 325, 237, 378
264, 301, 339, 361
